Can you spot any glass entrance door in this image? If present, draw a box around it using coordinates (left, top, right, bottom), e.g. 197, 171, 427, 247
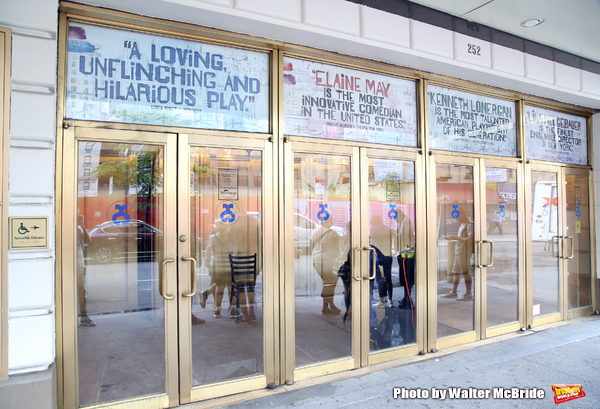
363, 149, 423, 364
529, 165, 593, 325
178, 134, 273, 403
431, 155, 523, 349
286, 142, 422, 380
63, 128, 272, 408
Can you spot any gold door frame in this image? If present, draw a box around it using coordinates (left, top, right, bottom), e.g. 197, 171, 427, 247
428, 154, 482, 350
60, 127, 277, 408
178, 133, 276, 403
562, 167, 596, 320
60, 127, 179, 409
283, 140, 360, 382
526, 162, 564, 327
283, 140, 426, 380
526, 163, 596, 327
477, 158, 526, 339
361, 147, 425, 365
428, 154, 525, 350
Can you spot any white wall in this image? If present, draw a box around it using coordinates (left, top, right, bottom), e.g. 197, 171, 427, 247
76, 0, 600, 109
1, 0, 59, 374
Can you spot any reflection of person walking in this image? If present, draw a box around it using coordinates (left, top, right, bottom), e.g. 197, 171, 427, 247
370, 215, 394, 308
77, 214, 95, 327
487, 211, 503, 235
197, 219, 233, 323
396, 211, 415, 309
442, 207, 474, 301
311, 217, 342, 315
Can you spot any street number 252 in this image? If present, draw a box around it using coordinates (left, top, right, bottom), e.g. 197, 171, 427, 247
468, 43, 481, 56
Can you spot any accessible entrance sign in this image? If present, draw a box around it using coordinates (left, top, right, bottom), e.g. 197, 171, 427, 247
10, 217, 48, 249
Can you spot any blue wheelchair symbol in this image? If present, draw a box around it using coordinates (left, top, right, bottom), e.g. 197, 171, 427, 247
317, 203, 330, 222
451, 205, 459, 219
498, 205, 505, 218
108, 201, 133, 227
220, 203, 237, 224
388, 204, 399, 220
542, 205, 548, 216
575, 206, 581, 218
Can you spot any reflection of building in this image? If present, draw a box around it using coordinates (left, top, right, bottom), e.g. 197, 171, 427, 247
77, 141, 101, 196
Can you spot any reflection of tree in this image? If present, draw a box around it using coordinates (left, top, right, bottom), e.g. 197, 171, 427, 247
90, 146, 162, 223
192, 164, 217, 178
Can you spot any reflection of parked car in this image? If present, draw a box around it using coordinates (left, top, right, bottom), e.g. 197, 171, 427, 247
89, 220, 162, 263
294, 213, 343, 254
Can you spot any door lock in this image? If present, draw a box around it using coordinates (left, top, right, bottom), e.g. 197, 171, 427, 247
179, 235, 187, 242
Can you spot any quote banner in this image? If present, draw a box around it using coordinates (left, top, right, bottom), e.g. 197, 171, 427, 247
428, 85, 517, 157
66, 22, 270, 132
283, 57, 418, 146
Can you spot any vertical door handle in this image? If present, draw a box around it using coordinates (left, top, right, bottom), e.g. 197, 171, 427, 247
551, 235, 561, 258
353, 247, 362, 281
363, 246, 377, 280
182, 256, 198, 297
160, 258, 175, 300
481, 240, 494, 267
564, 236, 575, 259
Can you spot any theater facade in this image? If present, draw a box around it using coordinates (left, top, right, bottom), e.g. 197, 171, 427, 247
1, 1, 599, 408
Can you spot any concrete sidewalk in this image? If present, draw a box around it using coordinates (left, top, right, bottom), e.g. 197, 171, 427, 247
215, 316, 600, 408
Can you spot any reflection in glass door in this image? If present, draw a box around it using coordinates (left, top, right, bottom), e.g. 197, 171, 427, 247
484, 167, 519, 330
185, 145, 264, 389
293, 151, 352, 368
68, 130, 270, 408
565, 172, 592, 312
75, 140, 170, 407
530, 170, 560, 318
529, 168, 593, 322
367, 157, 417, 352
434, 159, 522, 346
435, 162, 476, 339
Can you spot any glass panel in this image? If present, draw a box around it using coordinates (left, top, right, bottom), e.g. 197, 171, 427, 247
283, 56, 418, 146
368, 159, 416, 350
566, 174, 591, 309
77, 142, 165, 406
531, 171, 560, 316
525, 105, 588, 165
436, 164, 475, 338
294, 153, 350, 367
485, 168, 518, 327
190, 147, 263, 385
428, 85, 517, 157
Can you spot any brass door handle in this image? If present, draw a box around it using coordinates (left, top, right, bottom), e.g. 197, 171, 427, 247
551, 235, 561, 258
353, 247, 361, 281
481, 240, 494, 267
160, 258, 175, 300
364, 246, 377, 280
564, 236, 575, 259
182, 256, 198, 297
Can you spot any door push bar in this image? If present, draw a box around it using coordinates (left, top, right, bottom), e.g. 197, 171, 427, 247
182, 256, 198, 297
353, 247, 377, 280
476, 240, 494, 268
160, 258, 175, 300
551, 235, 575, 259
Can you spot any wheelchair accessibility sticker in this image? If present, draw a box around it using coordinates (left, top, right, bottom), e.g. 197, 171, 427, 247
107, 201, 135, 228
314, 202, 331, 222
217, 201, 240, 225
388, 204, 399, 221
